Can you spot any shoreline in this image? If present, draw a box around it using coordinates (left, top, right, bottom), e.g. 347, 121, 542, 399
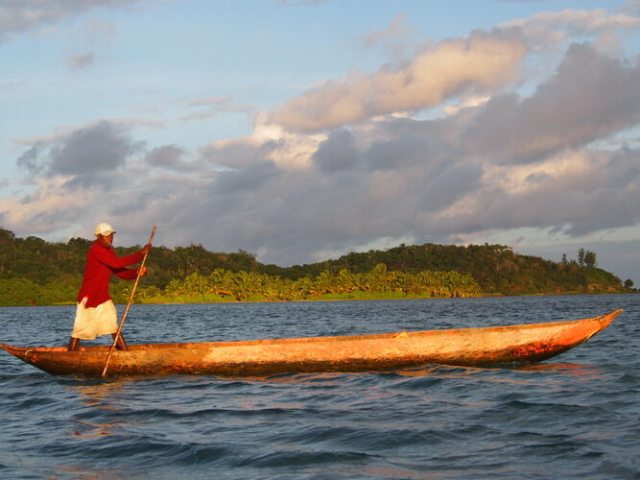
2, 289, 636, 309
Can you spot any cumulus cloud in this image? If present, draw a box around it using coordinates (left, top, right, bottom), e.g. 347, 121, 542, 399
213, 161, 281, 195
467, 148, 640, 237
200, 137, 278, 170
464, 43, 640, 164
16, 120, 142, 187
270, 29, 527, 131
312, 129, 360, 173
145, 145, 186, 169
50, 121, 137, 178
201, 116, 326, 170
0, 177, 95, 235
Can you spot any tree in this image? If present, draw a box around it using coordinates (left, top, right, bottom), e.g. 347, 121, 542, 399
577, 248, 585, 266
583, 250, 597, 268
624, 279, 634, 289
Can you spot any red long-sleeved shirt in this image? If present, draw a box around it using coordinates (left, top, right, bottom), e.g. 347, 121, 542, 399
77, 240, 145, 307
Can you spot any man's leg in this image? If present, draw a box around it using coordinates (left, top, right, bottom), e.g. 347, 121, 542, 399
112, 333, 128, 351
68, 337, 80, 351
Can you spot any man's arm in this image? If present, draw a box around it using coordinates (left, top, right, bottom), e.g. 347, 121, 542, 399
114, 266, 147, 280
95, 245, 149, 269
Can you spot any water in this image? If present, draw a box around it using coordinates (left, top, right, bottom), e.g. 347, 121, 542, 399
1, 295, 639, 479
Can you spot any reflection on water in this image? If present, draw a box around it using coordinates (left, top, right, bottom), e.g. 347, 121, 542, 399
68, 382, 127, 439
518, 361, 605, 376
72, 419, 121, 439
71, 381, 125, 408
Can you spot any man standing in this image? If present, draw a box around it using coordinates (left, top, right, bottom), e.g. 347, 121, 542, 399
68, 223, 152, 352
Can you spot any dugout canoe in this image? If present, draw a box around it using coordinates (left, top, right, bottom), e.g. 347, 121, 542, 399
0, 309, 622, 378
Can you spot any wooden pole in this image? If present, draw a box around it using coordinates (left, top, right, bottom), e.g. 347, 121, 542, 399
101, 225, 157, 377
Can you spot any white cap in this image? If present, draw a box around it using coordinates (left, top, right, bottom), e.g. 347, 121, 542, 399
95, 222, 116, 236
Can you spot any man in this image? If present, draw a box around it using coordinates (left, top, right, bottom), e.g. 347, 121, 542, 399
68, 222, 152, 352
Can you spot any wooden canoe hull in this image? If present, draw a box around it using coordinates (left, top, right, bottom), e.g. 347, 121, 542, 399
0, 309, 622, 377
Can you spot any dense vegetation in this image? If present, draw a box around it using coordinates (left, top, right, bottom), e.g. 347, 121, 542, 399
286, 243, 628, 296
0, 227, 631, 307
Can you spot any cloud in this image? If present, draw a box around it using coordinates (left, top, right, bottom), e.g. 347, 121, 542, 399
501, 8, 640, 49
213, 161, 281, 195
360, 15, 416, 59
66, 52, 95, 69
63, 20, 116, 70
361, 15, 411, 49
0, 0, 142, 43
16, 120, 142, 187
145, 145, 185, 168
49, 121, 138, 178
270, 8, 640, 134
0, 177, 95, 235
16, 144, 45, 176
621, 1, 640, 15
421, 162, 484, 213
312, 129, 360, 173
464, 43, 640, 164
221, 40, 639, 265
200, 137, 278, 170
201, 116, 326, 170
270, 29, 527, 132
180, 96, 254, 122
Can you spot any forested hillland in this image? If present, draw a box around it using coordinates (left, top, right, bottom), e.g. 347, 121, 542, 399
0, 227, 632, 307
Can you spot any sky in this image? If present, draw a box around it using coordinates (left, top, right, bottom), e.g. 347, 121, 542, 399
1, 0, 640, 284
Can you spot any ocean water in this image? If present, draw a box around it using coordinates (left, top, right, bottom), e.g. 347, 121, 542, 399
1, 294, 638, 479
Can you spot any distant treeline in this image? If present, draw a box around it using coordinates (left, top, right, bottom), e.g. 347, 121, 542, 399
149, 265, 481, 303
0, 227, 631, 307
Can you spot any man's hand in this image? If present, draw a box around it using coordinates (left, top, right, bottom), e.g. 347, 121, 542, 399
138, 266, 148, 277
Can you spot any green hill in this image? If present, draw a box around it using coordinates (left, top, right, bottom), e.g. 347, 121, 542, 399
281, 243, 625, 295
0, 227, 629, 306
